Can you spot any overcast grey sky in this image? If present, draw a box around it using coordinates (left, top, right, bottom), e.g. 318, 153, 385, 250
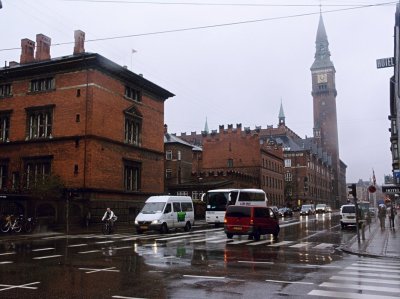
0, 0, 395, 184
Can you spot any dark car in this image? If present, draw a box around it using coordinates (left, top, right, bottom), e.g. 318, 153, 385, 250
278, 207, 293, 217
224, 205, 280, 241
299, 204, 315, 216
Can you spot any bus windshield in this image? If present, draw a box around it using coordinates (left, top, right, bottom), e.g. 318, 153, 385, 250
205, 191, 231, 211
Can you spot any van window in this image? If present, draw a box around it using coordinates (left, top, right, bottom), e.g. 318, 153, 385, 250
181, 202, 193, 212
142, 202, 165, 214
164, 203, 172, 214
342, 206, 355, 213
225, 206, 251, 217
173, 202, 181, 212
254, 208, 268, 218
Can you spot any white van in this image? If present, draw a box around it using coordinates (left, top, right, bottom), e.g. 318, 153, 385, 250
134, 196, 195, 234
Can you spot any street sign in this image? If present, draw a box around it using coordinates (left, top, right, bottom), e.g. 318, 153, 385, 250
376, 57, 395, 69
382, 185, 400, 193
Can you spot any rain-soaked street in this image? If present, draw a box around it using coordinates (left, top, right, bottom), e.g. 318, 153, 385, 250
0, 213, 398, 299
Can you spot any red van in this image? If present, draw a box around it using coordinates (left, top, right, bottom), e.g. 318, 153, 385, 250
224, 206, 280, 241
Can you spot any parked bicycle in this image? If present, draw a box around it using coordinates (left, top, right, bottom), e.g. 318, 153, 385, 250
22, 216, 37, 233
1, 215, 23, 233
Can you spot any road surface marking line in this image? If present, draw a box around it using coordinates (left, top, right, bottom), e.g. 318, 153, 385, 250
0, 261, 13, 265
320, 282, 400, 293
208, 239, 233, 244
308, 290, 399, 299
356, 259, 400, 266
190, 237, 221, 243
339, 271, 400, 279
78, 250, 101, 254
0, 252, 16, 256
313, 243, 334, 249
265, 279, 313, 285
33, 255, 62, 260
79, 266, 119, 274
351, 263, 400, 270
114, 246, 132, 250
156, 233, 204, 241
95, 240, 115, 244
247, 240, 273, 246
183, 275, 225, 280
112, 296, 147, 299
268, 241, 293, 247
228, 240, 253, 245
330, 275, 400, 285
346, 266, 400, 273
67, 244, 88, 248
32, 247, 55, 252
238, 261, 273, 264
290, 242, 311, 248
0, 282, 40, 292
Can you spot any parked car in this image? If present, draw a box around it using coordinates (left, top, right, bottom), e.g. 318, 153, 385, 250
326, 205, 332, 213
278, 207, 293, 217
315, 204, 327, 213
224, 205, 280, 241
269, 206, 279, 216
299, 204, 315, 216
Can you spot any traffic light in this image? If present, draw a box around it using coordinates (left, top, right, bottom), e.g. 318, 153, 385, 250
348, 183, 357, 198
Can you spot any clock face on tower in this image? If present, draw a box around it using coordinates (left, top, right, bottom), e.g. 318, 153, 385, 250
317, 73, 327, 83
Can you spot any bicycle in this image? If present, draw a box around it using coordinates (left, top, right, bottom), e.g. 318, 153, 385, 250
1, 215, 22, 233
102, 219, 113, 235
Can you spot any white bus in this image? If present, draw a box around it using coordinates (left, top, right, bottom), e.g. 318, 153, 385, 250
202, 189, 268, 226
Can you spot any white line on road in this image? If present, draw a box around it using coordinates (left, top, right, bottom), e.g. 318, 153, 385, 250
32, 247, 55, 252
265, 279, 314, 285
95, 240, 115, 244
247, 239, 273, 246
346, 266, 400, 274
0, 261, 13, 265
330, 275, 400, 285
0, 282, 40, 292
78, 250, 101, 254
338, 271, 400, 279
238, 261, 274, 264
268, 241, 294, 247
308, 290, 399, 299
227, 240, 253, 245
313, 243, 334, 249
320, 282, 400, 293
67, 244, 88, 248
289, 242, 311, 248
0, 252, 16, 256
112, 296, 148, 299
352, 262, 400, 270
183, 275, 226, 280
79, 266, 119, 274
33, 255, 62, 260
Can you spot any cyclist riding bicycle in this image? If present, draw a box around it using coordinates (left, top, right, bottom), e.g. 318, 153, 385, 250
102, 208, 117, 229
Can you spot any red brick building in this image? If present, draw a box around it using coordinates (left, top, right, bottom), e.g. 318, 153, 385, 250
0, 31, 173, 226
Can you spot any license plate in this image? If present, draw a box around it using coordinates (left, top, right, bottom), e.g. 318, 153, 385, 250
233, 226, 242, 230
140, 225, 148, 229
347, 216, 355, 219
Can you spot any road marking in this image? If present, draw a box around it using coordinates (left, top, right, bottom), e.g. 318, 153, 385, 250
356, 259, 400, 267
330, 275, 400, 285
95, 240, 115, 244
247, 239, 273, 246
290, 242, 311, 248
227, 240, 253, 245
238, 261, 274, 264
265, 279, 314, 285
0, 261, 13, 265
78, 250, 101, 254
0, 252, 16, 256
190, 237, 221, 243
114, 246, 132, 250
208, 239, 233, 244
156, 233, 203, 241
0, 282, 40, 292
67, 243, 88, 248
268, 241, 294, 247
33, 255, 62, 260
338, 271, 400, 279
352, 262, 400, 270
32, 247, 55, 252
320, 282, 400, 293
309, 290, 399, 299
346, 266, 400, 274
313, 243, 334, 249
79, 266, 119, 274
183, 275, 225, 280
112, 296, 147, 299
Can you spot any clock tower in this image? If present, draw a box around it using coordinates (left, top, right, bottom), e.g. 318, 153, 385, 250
310, 15, 340, 201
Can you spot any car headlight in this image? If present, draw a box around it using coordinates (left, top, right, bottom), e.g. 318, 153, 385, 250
151, 219, 161, 224
134, 220, 139, 225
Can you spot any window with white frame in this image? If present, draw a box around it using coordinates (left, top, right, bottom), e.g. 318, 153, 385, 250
166, 150, 172, 160
0, 84, 12, 97
124, 107, 142, 146
166, 168, 172, 178
125, 86, 141, 102
177, 151, 181, 161
30, 78, 55, 92
26, 106, 53, 139
24, 158, 51, 189
284, 159, 291, 167
284, 172, 292, 181
177, 191, 189, 196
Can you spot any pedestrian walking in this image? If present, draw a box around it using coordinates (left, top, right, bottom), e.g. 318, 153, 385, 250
378, 205, 386, 230
388, 204, 396, 229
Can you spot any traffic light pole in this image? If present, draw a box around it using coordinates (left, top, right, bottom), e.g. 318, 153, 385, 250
354, 198, 360, 243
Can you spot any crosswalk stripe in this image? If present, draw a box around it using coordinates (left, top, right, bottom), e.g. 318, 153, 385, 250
290, 242, 311, 248
228, 240, 253, 245
320, 282, 400, 293
352, 263, 400, 270
312, 243, 334, 249
208, 239, 233, 244
309, 289, 400, 299
247, 240, 273, 246
190, 237, 221, 243
338, 271, 400, 279
330, 275, 400, 285
67, 244, 88, 248
346, 266, 400, 274
356, 260, 400, 267
268, 241, 294, 247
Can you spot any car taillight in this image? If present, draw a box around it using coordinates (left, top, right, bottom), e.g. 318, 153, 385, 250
224, 218, 227, 223
250, 219, 254, 225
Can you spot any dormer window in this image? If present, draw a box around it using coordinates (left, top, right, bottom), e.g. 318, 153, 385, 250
125, 86, 141, 102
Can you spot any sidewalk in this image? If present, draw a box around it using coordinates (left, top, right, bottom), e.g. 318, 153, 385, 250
341, 216, 400, 260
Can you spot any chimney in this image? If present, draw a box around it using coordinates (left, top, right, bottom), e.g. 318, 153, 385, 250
73, 30, 85, 55
164, 124, 168, 134
20, 38, 35, 64
35, 34, 51, 61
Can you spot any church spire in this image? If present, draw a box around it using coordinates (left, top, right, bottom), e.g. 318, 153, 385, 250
311, 14, 334, 70
204, 117, 209, 134
278, 99, 285, 126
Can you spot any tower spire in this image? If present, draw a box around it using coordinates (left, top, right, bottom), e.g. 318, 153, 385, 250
311, 14, 334, 70
278, 99, 285, 126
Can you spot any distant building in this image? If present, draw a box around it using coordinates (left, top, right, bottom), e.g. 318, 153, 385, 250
0, 31, 174, 226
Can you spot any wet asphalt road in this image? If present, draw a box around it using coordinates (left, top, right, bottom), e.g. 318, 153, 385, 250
0, 213, 399, 299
